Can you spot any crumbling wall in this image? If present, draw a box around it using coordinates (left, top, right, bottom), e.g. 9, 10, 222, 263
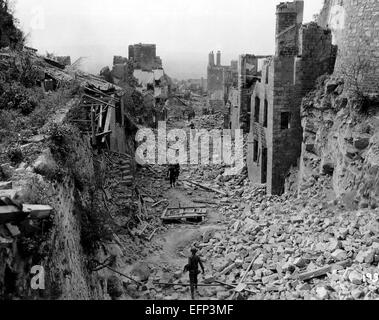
318, 0, 379, 95
0, 97, 134, 300
297, 75, 379, 209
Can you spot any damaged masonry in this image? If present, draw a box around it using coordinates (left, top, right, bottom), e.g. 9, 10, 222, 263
1, 0, 379, 303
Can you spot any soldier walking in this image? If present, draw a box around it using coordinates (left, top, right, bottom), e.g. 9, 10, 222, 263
183, 247, 205, 300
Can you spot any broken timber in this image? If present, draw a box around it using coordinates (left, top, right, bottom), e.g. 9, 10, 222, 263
0, 203, 53, 224
161, 206, 207, 222
183, 180, 227, 196
293, 259, 351, 281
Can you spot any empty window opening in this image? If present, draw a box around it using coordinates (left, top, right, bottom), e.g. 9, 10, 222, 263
264, 100, 268, 128
254, 97, 260, 123
265, 65, 269, 84
261, 147, 268, 183
281, 112, 291, 130
253, 140, 259, 162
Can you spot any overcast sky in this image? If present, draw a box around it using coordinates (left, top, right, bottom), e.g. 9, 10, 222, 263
14, 0, 324, 79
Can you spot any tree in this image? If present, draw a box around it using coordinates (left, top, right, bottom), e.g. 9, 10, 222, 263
0, 0, 24, 49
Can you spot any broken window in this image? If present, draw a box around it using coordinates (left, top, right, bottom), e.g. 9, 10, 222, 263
254, 97, 260, 123
263, 100, 268, 128
253, 140, 259, 162
281, 112, 291, 130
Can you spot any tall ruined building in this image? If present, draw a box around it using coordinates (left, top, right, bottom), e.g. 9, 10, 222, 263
128, 43, 162, 71
248, 0, 336, 195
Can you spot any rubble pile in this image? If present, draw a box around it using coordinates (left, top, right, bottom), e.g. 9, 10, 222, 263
192, 113, 224, 130
191, 177, 379, 300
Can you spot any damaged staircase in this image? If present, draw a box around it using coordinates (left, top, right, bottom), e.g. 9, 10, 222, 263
104, 152, 135, 203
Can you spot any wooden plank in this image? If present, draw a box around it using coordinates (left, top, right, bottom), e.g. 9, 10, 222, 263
82, 94, 116, 109
231, 251, 260, 299
0, 189, 17, 199
0, 205, 25, 224
162, 213, 206, 220
137, 223, 149, 236
148, 228, 158, 241
161, 207, 168, 219
294, 260, 351, 281
96, 130, 112, 137
152, 199, 167, 207
6, 223, 21, 237
102, 107, 112, 143
183, 180, 227, 196
22, 204, 53, 219
91, 105, 96, 146
99, 105, 103, 128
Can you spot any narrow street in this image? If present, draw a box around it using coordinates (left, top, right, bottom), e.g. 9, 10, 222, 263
121, 108, 231, 300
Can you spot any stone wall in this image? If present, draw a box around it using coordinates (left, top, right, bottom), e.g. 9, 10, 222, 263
128, 44, 162, 71
0, 100, 107, 300
298, 75, 379, 209
318, 0, 379, 95
248, 1, 335, 195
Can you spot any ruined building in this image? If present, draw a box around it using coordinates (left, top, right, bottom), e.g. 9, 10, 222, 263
317, 0, 379, 96
248, 0, 336, 195
207, 51, 237, 111
227, 54, 270, 132
128, 43, 163, 71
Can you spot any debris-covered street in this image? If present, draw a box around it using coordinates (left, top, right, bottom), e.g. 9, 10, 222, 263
103, 110, 379, 301
1, 0, 379, 305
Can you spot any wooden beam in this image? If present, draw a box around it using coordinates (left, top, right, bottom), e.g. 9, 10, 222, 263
96, 130, 112, 137
99, 105, 103, 128
22, 204, 53, 219
83, 94, 116, 109
0, 205, 26, 224
183, 180, 227, 196
91, 105, 96, 146
148, 228, 158, 241
294, 259, 351, 281
102, 107, 112, 143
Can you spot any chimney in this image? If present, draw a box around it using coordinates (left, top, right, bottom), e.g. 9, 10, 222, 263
209, 51, 215, 66
217, 51, 221, 66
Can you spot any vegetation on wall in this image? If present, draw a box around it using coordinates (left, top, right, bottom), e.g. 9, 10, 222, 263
0, 0, 24, 49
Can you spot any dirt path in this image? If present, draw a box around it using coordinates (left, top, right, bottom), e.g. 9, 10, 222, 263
123, 112, 229, 299
145, 181, 224, 265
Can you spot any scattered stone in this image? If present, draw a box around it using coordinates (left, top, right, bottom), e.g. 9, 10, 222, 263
331, 249, 348, 261
348, 270, 362, 285
316, 286, 329, 300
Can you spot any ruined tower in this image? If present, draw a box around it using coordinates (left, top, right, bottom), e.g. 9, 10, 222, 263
128, 43, 162, 71
249, 0, 335, 195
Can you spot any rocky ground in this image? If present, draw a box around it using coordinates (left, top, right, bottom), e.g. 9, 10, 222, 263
111, 110, 379, 301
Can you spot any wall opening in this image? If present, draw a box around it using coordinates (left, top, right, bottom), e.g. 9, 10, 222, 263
263, 99, 268, 128
254, 97, 260, 123
265, 65, 269, 84
261, 147, 267, 183
280, 112, 291, 130
253, 140, 259, 162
